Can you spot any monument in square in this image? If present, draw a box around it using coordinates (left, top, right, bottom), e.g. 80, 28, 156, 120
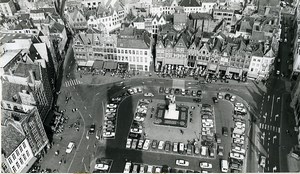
165, 94, 179, 120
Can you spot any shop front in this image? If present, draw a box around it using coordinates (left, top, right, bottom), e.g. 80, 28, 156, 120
228, 67, 242, 80
207, 64, 218, 74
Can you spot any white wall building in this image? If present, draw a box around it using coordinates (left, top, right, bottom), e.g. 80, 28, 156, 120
150, 0, 179, 16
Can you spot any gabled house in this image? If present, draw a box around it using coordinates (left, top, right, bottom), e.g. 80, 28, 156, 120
150, 0, 179, 16
65, 8, 88, 30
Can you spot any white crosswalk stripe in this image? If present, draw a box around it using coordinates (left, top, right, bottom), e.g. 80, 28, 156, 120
259, 123, 280, 133
65, 79, 82, 87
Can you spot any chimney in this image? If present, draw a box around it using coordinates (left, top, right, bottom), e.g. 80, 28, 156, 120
29, 70, 36, 84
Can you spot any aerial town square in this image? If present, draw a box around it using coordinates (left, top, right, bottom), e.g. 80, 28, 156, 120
2, 0, 300, 173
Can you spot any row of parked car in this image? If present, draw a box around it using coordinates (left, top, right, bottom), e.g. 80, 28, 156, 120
159, 87, 202, 97
124, 162, 163, 173
128, 87, 143, 95
102, 103, 119, 138
229, 102, 248, 172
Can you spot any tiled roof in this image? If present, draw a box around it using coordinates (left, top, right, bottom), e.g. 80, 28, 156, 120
0, 0, 11, 3
14, 63, 42, 82
189, 13, 213, 20
49, 22, 65, 33
1, 122, 25, 157
180, 0, 200, 7
117, 35, 150, 49
1, 82, 30, 104
133, 16, 145, 22
251, 31, 265, 41
174, 13, 187, 24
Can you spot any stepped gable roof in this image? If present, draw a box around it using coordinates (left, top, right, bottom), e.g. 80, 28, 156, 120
180, 0, 200, 7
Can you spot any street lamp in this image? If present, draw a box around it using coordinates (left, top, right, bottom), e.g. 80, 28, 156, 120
272, 135, 277, 144
273, 166, 277, 172
275, 114, 279, 121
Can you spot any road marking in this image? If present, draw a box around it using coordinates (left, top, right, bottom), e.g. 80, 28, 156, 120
89, 114, 92, 118
278, 127, 280, 133
273, 126, 275, 132
82, 157, 84, 162
260, 123, 262, 129
87, 145, 89, 150
267, 147, 270, 152
270, 95, 275, 122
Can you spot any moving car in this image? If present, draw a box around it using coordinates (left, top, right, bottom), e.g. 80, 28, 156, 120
176, 159, 189, 167
221, 160, 229, 173
199, 162, 212, 169
222, 127, 228, 136
66, 142, 75, 153
218, 145, 224, 156
89, 123, 96, 134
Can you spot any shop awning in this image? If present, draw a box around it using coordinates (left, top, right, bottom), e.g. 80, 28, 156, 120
77, 61, 87, 67
93, 60, 104, 69
104, 61, 118, 70
197, 61, 208, 66
118, 62, 128, 70
219, 65, 227, 71
86, 60, 94, 67
229, 67, 241, 73
20, 157, 37, 173
208, 64, 217, 71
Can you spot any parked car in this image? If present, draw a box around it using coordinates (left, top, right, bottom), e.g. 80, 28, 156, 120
213, 97, 218, 103
131, 139, 138, 149
151, 140, 158, 149
217, 145, 224, 156
225, 93, 231, 100
230, 152, 245, 160
173, 142, 178, 152
187, 144, 193, 155
230, 95, 236, 102
165, 141, 171, 152
197, 90, 202, 97
137, 139, 144, 149
143, 139, 150, 150
194, 146, 200, 155
124, 162, 131, 173
144, 93, 154, 97
147, 165, 153, 173
199, 162, 212, 169
66, 142, 75, 153
155, 167, 161, 173
176, 159, 189, 167
179, 143, 185, 153
260, 156, 266, 168
201, 146, 207, 156
94, 164, 109, 171
158, 141, 165, 150
103, 131, 115, 138
126, 138, 132, 148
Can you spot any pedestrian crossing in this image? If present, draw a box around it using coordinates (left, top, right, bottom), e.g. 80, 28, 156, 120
259, 123, 280, 133
65, 79, 82, 87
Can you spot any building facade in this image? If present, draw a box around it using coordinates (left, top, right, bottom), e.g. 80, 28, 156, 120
150, 0, 179, 16
0, 0, 16, 17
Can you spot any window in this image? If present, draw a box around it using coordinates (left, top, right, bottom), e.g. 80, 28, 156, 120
16, 162, 20, 169
19, 146, 23, 153
8, 157, 12, 164
129, 50, 131, 54
144, 51, 147, 55
145, 57, 147, 62
118, 49, 120, 53
125, 50, 128, 54
140, 51, 143, 55
251, 68, 254, 71
26, 150, 30, 157
121, 50, 124, 54
12, 166, 16, 173
19, 158, 23, 165
12, 154, 16, 160
133, 50, 135, 54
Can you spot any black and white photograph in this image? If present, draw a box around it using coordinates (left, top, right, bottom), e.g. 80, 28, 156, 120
1, 0, 300, 173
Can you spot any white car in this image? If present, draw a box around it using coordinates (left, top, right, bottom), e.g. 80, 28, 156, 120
232, 146, 246, 154
230, 152, 245, 160
176, 159, 189, 167
202, 123, 214, 128
202, 127, 211, 132
147, 165, 154, 173
201, 146, 207, 156
94, 164, 109, 170
155, 167, 161, 173
136, 108, 147, 114
134, 116, 145, 122
128, 89, 134, 95
230, 95, 236, 102
144, 93, 154, 97
126, 138, 132, 148
199, 162, 212, 169
140, 165, 145, 173
235, 103, 244, 107
235, 122, 246, 128
102, 131, 115, 138
106, 109, 116, 113
233, 138, 245, 145
107, 104, 117, 109
133, 88, 138, 93
139, 99, 151, 104
158, 141, 165, 150
66, 142, 75, 153
143, 139, 150, 150
202, 119, 213, 123
260, 156, 266, 168
232, 133, 244, 139
137, 87, 143, 93
130, 128, 142, 134
124, 162, 132, 173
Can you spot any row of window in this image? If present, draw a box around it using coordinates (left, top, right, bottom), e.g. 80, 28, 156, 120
118, 49, 148, 55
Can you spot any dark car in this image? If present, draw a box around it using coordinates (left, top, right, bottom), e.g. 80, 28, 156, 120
222, 127, 228, 136
191, 90, 197, 97
129, 133, 141, 139
212, 97, 218, 103
165, 141, 171, 152
185, 89, 190, 96
175, 88, 180, 94
152, 140, 158, 149
196, 90, 202, 97
225, 93, 231, 100
89, 124, 96, 134
233, 114, 244, 119
187, 144, 193, 155
159, 87, 164, 93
